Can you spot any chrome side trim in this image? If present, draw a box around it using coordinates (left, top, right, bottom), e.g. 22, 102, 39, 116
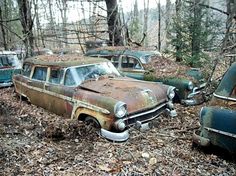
100, 128, 129, 142
213, 93, 236, 102
123, 103, 167, 121
204, 127, 236, 139
14, 79, 110, 116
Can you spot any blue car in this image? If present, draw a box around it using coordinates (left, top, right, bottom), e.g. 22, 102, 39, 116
193, 62, 236, 153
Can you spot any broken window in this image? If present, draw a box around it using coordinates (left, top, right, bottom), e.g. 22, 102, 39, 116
64, 69, 76, 86
32, 67, 47, 81
121, 56, 142, 69
49, 68, 63, 84
22, 64, 32, 77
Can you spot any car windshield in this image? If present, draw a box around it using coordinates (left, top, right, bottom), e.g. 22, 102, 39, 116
67, 62, 121, 86
0, 54, 21, 68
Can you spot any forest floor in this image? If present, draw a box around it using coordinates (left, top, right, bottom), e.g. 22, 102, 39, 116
0, 87, 236, 176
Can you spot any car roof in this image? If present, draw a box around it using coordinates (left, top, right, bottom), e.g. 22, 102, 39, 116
24, 54, 109, 67
0, 51, 17, 55
86, 46, 161, 59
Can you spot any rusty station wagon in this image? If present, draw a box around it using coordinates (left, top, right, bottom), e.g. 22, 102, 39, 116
13, 55, 177, 141
193, 62, 236, 153
0, 51, 22, 87
85, 47, 207, 106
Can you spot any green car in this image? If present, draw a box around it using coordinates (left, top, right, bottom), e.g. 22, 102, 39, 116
85, 47, 206, 106
0, 51, 22, 87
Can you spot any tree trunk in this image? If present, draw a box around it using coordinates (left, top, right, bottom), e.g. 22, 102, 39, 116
143, 0, 149, 46
17, 0, 34, 57
222, 0, 236, 53
191, 0, 202, 60
0, 7, 8, 50
175, 0, 182, 62
158, 0, 161, 51
165, 0, 171, 48
105, 0, 123, 46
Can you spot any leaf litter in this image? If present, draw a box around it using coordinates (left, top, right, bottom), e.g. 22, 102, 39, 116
0, 87, 235, 175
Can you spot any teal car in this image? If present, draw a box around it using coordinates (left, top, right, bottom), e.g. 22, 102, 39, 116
85, 47, 206, 105
0, 51, 22, 87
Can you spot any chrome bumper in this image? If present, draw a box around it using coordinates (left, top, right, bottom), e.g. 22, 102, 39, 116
0, 82, 13, 88
100, 128, 129, 142
187, 83, 206, 99
192, 130, 210, 147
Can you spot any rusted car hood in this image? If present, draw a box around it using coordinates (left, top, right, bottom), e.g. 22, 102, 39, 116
79, 77, 168, 114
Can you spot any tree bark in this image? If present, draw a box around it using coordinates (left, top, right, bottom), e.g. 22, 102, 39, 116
105, 0, 123, 46
17, 0, 34, 57
0, 7, 8, 50
175, 0, 182, 62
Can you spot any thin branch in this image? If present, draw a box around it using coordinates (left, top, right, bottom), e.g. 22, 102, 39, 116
0, 18, 20, 23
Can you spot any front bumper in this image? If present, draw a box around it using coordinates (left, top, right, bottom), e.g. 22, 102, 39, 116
182, 82, 206, 106
101, 102, 176, 142
0, 82, 13, 88
100, 128, 129, 142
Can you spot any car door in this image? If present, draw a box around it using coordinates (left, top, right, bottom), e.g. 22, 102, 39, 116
120, 55, 145, 80
44, 67, 75, 118
27, 66, 48, 108
13, 63, 32, 98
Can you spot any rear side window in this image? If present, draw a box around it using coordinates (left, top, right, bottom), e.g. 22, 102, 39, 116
22, 64, 32, 77
32, 67, 47, 81
121, 56, 142, 69
0, 56, 10, 67
49, 68, 63, 84
64, 69, 75, 86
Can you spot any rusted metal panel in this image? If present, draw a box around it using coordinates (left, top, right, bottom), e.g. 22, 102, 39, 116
13, 55, 176, 141
194, 62, 236, 152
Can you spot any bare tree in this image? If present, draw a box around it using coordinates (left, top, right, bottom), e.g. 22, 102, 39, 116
17, 0, 34, 57
143, 0, 149, 46
105, 0, 123, 46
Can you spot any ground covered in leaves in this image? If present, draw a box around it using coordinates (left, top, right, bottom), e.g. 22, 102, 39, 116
0, 87, 235, 175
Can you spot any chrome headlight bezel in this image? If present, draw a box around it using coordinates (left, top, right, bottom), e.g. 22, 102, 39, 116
167, 86, 175, 100
187, 81, 194, 90
114, 101, 127, 118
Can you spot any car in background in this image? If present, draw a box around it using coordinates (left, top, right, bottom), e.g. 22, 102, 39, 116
0, 51, 22, 87
13, 55, 176, 142
193, 62, 236, 153
34, 48, 53, 56
85, 47, 207, 106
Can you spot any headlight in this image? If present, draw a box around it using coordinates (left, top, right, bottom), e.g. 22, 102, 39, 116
114, 101, 127, 118
167, 86, 175, 99
188, 81, 194, 90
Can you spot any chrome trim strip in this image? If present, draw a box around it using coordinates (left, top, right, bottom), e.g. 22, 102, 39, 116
213, 93, 236, 102
14, 79, 110, 115
204, 127, 236, 139
123, 103, 167, 121
100, 128, 129, 142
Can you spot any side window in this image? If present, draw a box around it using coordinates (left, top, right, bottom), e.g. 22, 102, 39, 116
22, 64, 32, 77
64, 69, 76, 86
111, 56, 119, 68
121, 56, 142, 69
32, 67, 47, 81
0, 56, 10, 66
49, 68, 63, 84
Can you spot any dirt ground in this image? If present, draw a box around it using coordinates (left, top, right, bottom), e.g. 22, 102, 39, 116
0, 87, 235, 176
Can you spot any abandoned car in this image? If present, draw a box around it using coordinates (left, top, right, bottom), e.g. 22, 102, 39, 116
193, 62, 236, 153
85, 47, 207, 106
13, 55, 177, 141
0, 51, 22, 87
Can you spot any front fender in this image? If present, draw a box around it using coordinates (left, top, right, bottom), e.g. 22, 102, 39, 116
199, 107, 236, 153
